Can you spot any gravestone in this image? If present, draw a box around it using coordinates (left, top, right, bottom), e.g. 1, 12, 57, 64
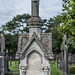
68, 53, 72, 62
58, 53, 62, 70
72, 54, 75, 66
16, 0, 53, 75
61, 34, 70, 75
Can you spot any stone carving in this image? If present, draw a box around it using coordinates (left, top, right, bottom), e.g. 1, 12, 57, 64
41, 33, 53, 59
16, 0, 53, 75
42, 64, 51, 75
17, 34, 29, 54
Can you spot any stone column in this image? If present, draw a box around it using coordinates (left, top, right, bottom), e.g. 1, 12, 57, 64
31, 0, 39, 17
1, 34, 5, 53
0, 34, 6, 75
63, 34, 70, 75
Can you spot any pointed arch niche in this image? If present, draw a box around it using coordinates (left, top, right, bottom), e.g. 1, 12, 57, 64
26, 48, 44, 75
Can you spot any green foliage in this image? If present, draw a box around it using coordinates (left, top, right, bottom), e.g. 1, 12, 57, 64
0, 14, 31, 52
70, 67, 75, 74
4, 34, 18, 52
45, 16, 62, 53
58, 0, 75, 53
58, 0, 75, 37
9, 61, 19, 71
67, 36, 75, 53
1, 14, 31, 34
50, 61, 63, 75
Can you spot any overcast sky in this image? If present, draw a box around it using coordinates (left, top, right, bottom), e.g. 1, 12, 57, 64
0, 0, 63, 26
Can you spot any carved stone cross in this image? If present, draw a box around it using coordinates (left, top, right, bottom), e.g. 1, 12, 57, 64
31, 0, 39, 16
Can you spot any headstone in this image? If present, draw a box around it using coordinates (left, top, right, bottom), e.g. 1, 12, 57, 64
58, 53, 62, 70
10, 56, 12, 66
61, 34, 70, 75
72, 54, 75, 66
68, 53, 72, 62
16, 0, 53, 75
6, 50, 9, 72
61, 44, 64, 75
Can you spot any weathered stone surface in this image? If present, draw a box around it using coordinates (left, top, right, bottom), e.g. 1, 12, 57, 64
16, 33, 53, 60
16, 0, 53, 75
41, 33, 53, 59
60, 34, 70, 75
26, 53, 42, 75
27, 17, 44, 27
17, 34, 29, 53
72, 54, 75, 66
32, 0, 39, 16
16, 32, 51, 75
0, 34, 8, 75
68, 53, 72, 62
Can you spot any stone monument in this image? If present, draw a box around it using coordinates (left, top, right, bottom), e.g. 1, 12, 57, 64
61, 34, 70, 75
16, 0, 53, 75
0, 33, 8, 75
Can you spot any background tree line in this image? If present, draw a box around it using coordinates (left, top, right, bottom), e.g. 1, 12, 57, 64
0, 0, 75, 53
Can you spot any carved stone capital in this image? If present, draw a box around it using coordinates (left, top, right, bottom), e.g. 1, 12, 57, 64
42, 64, 50, 71
19, 64, 28, 70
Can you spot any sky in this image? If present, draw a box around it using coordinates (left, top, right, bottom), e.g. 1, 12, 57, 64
0, 0, 63, 26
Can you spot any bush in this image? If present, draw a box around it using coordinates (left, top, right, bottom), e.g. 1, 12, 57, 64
70, 67, 75, 74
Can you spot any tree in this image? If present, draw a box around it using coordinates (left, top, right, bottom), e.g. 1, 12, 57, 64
45, 15, 63, 53
0, 14, 31, 52
1, 14, 31, 34
58, 0, 75, 53
4, 34, 18, 52
67, 36, 75, 53
58, 0, 75, 37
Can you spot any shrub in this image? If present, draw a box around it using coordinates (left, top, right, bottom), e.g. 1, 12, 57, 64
70, 67, 75, 74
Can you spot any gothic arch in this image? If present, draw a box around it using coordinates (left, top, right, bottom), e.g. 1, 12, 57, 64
25, 47, 44, 64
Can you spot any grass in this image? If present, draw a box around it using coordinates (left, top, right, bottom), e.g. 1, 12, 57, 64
50, 61, 63, 75
8, 61, 75, 75
50, 61, 75, 75
69, 65, 75, 75
9, 61, 19, 71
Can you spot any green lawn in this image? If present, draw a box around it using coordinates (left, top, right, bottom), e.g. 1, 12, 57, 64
9, 61, 19, 71
50, 62, 63, 75
8, 61, 75, 75
50, 61, 75, 75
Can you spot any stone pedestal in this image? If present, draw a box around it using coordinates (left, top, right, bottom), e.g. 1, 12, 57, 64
0, 53, 5, 75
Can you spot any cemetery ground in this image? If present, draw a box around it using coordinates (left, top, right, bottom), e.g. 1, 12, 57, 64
8, 61, 75, 75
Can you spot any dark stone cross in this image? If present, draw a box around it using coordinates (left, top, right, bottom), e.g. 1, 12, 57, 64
32, 0, 39, 16
61, 34, 70, 75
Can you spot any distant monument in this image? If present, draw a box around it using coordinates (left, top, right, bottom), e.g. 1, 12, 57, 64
0, 33, 8, 75
61, 34, 70, 75
16, 0, 53, 75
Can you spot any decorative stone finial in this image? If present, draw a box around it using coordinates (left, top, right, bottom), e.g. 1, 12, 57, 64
27, 0, 44, 27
